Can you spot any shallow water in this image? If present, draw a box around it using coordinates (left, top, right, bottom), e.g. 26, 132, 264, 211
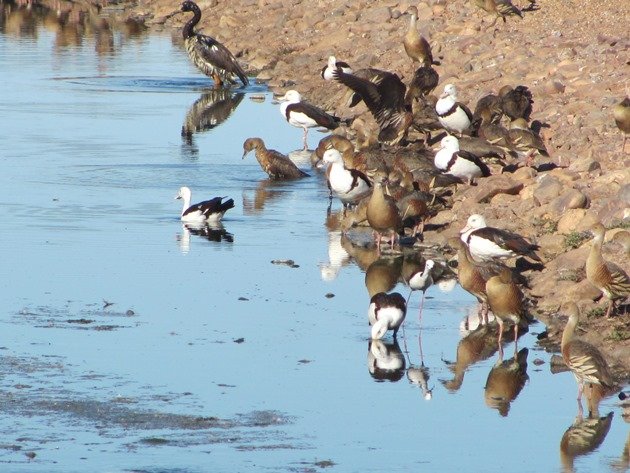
0, 3, 628, 472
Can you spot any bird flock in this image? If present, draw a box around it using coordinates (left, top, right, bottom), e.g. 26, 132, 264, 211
174, 0, 628, 413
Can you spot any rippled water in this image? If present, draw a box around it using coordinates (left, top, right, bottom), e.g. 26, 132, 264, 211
0, 3, 627, 472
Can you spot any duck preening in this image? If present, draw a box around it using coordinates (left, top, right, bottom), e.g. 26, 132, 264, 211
277, 90, 342, 150
368, 291, 407, 339
179, 1, 248, 87
175, 186, 234, 223
242, 137, 309, 179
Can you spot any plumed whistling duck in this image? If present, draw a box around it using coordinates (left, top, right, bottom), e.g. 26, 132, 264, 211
242, 137, 309, 179
180, 1, 248, 87
403, 6, 440, 67
613, 96, 630, 153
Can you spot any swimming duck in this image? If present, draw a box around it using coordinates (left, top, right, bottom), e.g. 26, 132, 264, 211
403, 6, 440, 67
320, 55, 352, 81
368, 291, 407, 339
586, 223, 630, 318
332, 68, 413, 145
322, 148, 372, 210
460, 214, 541, 262
175, 186, 234, 223
613, 96, 630, 153
277, 90, 341, 150
436, 84, 473, 135
561, 302, 615, 403
434, 135, 491, 185
242, 137, 308, 179
179, 1, 248, 87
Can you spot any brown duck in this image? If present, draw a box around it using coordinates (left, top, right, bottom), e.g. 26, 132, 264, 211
242, 138, 308, 179
613, 96, 630, 153
586, 223, 630, 317
403, 6, 440, 67
367, 179, 402, 253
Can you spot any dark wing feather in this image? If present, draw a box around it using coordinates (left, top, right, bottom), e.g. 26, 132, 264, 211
349, 168, 372, 190
458, 101, 474, 123
456, 150, 491, 177
266, 149, 309, 178
285, 102, 340, 129
472, 227, 540, 259
194, 33, 248, 85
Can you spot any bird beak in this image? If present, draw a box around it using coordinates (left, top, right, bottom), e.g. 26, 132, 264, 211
242, 150, 248, 159
460, 224, 471, 234
175, 193, 182, 200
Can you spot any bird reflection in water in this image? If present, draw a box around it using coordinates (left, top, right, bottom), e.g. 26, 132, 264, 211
404, 330, 433, 400
484, 347, 529, 416
180, 89, 245, 158
367, 339, 406, 382
177, 222, 233, 254
441, 323, 499, 392
241, 180, 285, 215
560, 410, 614, 473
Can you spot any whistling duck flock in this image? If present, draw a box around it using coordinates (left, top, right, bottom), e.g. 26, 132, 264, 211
174, 0, 628, 408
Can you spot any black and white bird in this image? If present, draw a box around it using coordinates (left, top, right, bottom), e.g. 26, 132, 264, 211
332, 68, 413, 145
368, 292, 408, 339
322, 148, 372, 210
320, 55, 352, 81
277, 90, 341, 150
460, 214, 541, 262
436, 84, 473, 135
175, 186, 234, 224
179, 1, 248, 87
433, 135, 490, 184
406, 259, 435, 324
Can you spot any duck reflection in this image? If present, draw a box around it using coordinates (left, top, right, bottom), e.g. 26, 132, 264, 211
241, 180, 285, 215
484, 347, 529, 416
367, 339, 406, 382
181, 90, 245, 145
560, 411, 614, 473
365, 255, 403, 297
441, 323, 498, 392
177, 222, 233, 254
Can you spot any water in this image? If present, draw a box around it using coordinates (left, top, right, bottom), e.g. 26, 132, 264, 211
0, 3, 627, 472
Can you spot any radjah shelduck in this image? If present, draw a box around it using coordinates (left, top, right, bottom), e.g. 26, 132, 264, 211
175, 186, 234, 223
433, 135, 490, 185
561, 302, 615, 405
179, 1, 248, 87
322, 148, 371, 211
277, 90, 341, 150
435, 84, 473, 135
586, 223, 630, 318
242, 137, 308, 179
460, 214, 542, 262
320, 55, 352, 81
368, 292, 407, 340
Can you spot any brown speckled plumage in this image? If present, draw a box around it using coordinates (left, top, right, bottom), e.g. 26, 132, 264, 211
242, 138, 308, 179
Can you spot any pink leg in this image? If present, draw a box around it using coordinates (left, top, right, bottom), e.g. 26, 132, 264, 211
418, 291, 426, 327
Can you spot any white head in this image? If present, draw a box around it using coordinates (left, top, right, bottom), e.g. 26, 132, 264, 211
440, 135, 460, 151
328, 55, 337, 67
175, 186, 191, 201
424, 260, 435, 273
460, 214, 487, 234
323, 148, 343, 164
371, 318, 389, 340
440, 83, 457, 100
278, 89, 302, 103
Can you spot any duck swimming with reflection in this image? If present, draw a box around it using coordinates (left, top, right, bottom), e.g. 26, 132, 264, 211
179, 1, 248, 87
175, 186, 234, 224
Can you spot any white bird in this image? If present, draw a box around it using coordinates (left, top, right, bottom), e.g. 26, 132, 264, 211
406, 259, 435, 324
322, 148, 372, 210
436, 84, 473, 135
175, 186, 234, 223
277, 90, 341, 150
368, 292, 407, 339
434, 135, 490, 184
460, 214, 542, 262
320, 55, 352, 81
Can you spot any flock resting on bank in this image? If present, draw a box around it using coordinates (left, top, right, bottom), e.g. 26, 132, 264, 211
172, 0, 630, 409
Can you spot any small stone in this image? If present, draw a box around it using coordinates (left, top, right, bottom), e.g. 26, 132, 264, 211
533, 177, 563, 206
557, 209, 587, 234
325, 293, 335, 298
549, 189, 588, 215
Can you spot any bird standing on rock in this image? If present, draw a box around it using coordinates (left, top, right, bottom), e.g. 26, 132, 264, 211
460, 214, 542, 262
561, 302, 615, 405
403, 6, 440, 67
436, 84, 473, 136
242, 138, 308, 179
277, 90, 341, 151
434, 135, 490, 185
586, 223, 630, 318
473, 0, 523, 26
179, 0, 248, 87
613, 96, 630, 153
